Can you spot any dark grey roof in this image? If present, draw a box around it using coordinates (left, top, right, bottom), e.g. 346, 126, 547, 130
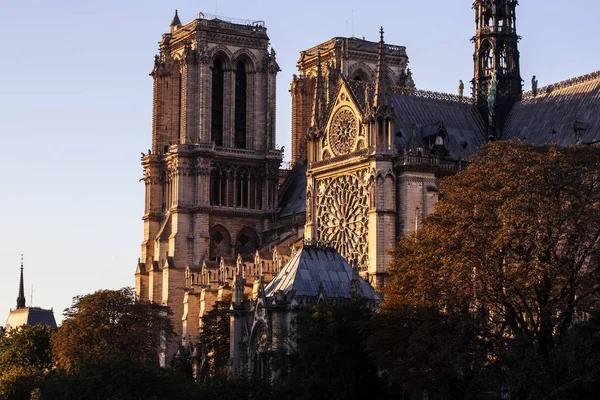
277, 162, 307, 218
346, 81, 485, 160
504, 71, 600, 145
5, 307, 57, 330
264, 246, 379, 300
392, 91, 485, 160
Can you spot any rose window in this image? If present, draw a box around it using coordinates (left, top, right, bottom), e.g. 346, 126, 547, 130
316, 174, 369, 266
330, 108, 358, 156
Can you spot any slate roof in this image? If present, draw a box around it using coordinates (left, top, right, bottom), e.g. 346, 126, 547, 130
264, 245, 379, 300
5, 307, 57, 330
392, 91, 486, 159
346, 80, 485, 160
504, 71, 600, 145
277, 162, 307, 218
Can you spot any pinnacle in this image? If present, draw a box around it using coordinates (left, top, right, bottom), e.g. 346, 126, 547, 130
170, 9, 182, 27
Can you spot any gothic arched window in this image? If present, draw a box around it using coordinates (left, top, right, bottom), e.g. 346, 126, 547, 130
211, 59, 225, 146
234, 62, 247, 149
480, 41, 493, 75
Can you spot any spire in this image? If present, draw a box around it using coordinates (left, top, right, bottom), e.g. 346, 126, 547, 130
373, 27, 391, 109
310, 51, 326, 130
170, 10, 182, 28
472, 0, 522, 138
16, 254, 26, 309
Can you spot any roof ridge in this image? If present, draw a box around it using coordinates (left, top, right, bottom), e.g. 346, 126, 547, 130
392, 85, 474, 104
522, 70, 600, 100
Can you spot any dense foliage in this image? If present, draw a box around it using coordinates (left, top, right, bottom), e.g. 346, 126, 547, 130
196, 296, 231, 379
374, 142, 600, 399
51, 287, 174, 373
0, 324, 53, 399
272, 300, 385, 400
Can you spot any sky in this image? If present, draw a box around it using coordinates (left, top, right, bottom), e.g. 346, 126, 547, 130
1, 0, 598, 326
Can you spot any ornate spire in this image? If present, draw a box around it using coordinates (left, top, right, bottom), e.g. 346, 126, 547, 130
16, 254, 25, 309
472, 0, 522, 138
310, 51, 326, 131
170, 9, 182, 27
373, 27, 391, 110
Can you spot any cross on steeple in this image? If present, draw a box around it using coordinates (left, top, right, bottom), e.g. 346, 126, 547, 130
16, 254, 26, 309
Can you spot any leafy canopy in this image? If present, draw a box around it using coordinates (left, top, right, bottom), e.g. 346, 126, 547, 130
376, 141, 600, 398
51, 287, 174, 373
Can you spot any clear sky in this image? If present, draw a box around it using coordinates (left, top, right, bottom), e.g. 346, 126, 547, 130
1, 0, 598, 325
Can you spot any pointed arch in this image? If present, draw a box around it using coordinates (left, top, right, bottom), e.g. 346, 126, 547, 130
209, 225, 232, 259
235, 227, 260, 255
211, 56, 226, 146
348, 62, 374, 82
479, 40, 494, 75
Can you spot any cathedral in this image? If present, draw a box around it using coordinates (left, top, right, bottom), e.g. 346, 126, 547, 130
135, 2, 600, 373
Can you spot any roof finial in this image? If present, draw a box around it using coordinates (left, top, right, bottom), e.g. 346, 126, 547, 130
16, 254, 26, 309
379, 26, 384, 43
170, 9, 182, 28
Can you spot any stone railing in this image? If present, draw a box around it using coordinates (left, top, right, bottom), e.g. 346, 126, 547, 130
396, 155, 467, 172
310, 145, 397, 169
521, 70, 600, 101
393, 87, 474, 104
193, 13, 266, 30
477, 25, 515, 35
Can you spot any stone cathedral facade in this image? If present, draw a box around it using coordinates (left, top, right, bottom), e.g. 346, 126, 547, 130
136, 2, 600, 372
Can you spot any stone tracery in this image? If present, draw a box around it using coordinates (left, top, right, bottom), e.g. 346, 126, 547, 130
330, 108, 358, 156
316, 172, 369, 266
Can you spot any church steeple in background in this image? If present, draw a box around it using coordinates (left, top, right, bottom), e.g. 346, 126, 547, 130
16, 254, 26, 309
472, 0, 522, 139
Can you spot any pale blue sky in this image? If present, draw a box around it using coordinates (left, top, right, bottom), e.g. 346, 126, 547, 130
1, 0, 598, 325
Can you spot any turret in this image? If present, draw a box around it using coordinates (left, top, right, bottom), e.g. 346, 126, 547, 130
472, 0, 522, 139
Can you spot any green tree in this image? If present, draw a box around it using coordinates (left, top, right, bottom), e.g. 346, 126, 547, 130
51, 287, 174, 373
41, 359, 200, 400
0, 324, 53, 400
273, 300, 385, 400
376, 142, 600, 399
197, 296, 231, 379
552, 310, 600, 399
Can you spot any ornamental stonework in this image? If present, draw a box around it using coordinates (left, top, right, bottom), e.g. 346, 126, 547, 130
329, 107, 358, 156
316, 171, 369, 266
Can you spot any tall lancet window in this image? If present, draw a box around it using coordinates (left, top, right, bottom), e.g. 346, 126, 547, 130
212, 59, 225, 147
234, 62, 247, 149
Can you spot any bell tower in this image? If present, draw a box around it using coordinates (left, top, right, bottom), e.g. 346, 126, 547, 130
472, 0, 522, 138
136, 10, 282, 365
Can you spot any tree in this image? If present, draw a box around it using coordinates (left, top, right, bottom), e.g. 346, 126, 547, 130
41, 359, 200, 400
0, 324, 53, 400
51, 287, 174, 373
273, 300, 385, 400
376, 142, 600, 398
197, 296, 231, 379
552, 310, 600, 399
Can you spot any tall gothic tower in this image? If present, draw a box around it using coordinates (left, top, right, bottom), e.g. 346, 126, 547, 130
136, 11, 282, 364
472, 0, 522, 138
290, 35, 412, 163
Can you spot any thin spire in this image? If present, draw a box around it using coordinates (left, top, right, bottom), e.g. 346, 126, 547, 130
373, 27, 391, 109
16, 254, 26, 309
170, 9, 182, 27
311, 51, 326, 129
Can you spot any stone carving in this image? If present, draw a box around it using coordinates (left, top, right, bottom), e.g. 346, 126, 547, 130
316, 173, 369, 266
458, 80, 464, 98
487, 71, 497, 124
330, 108, 358, 156
532, 75, 538, 97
